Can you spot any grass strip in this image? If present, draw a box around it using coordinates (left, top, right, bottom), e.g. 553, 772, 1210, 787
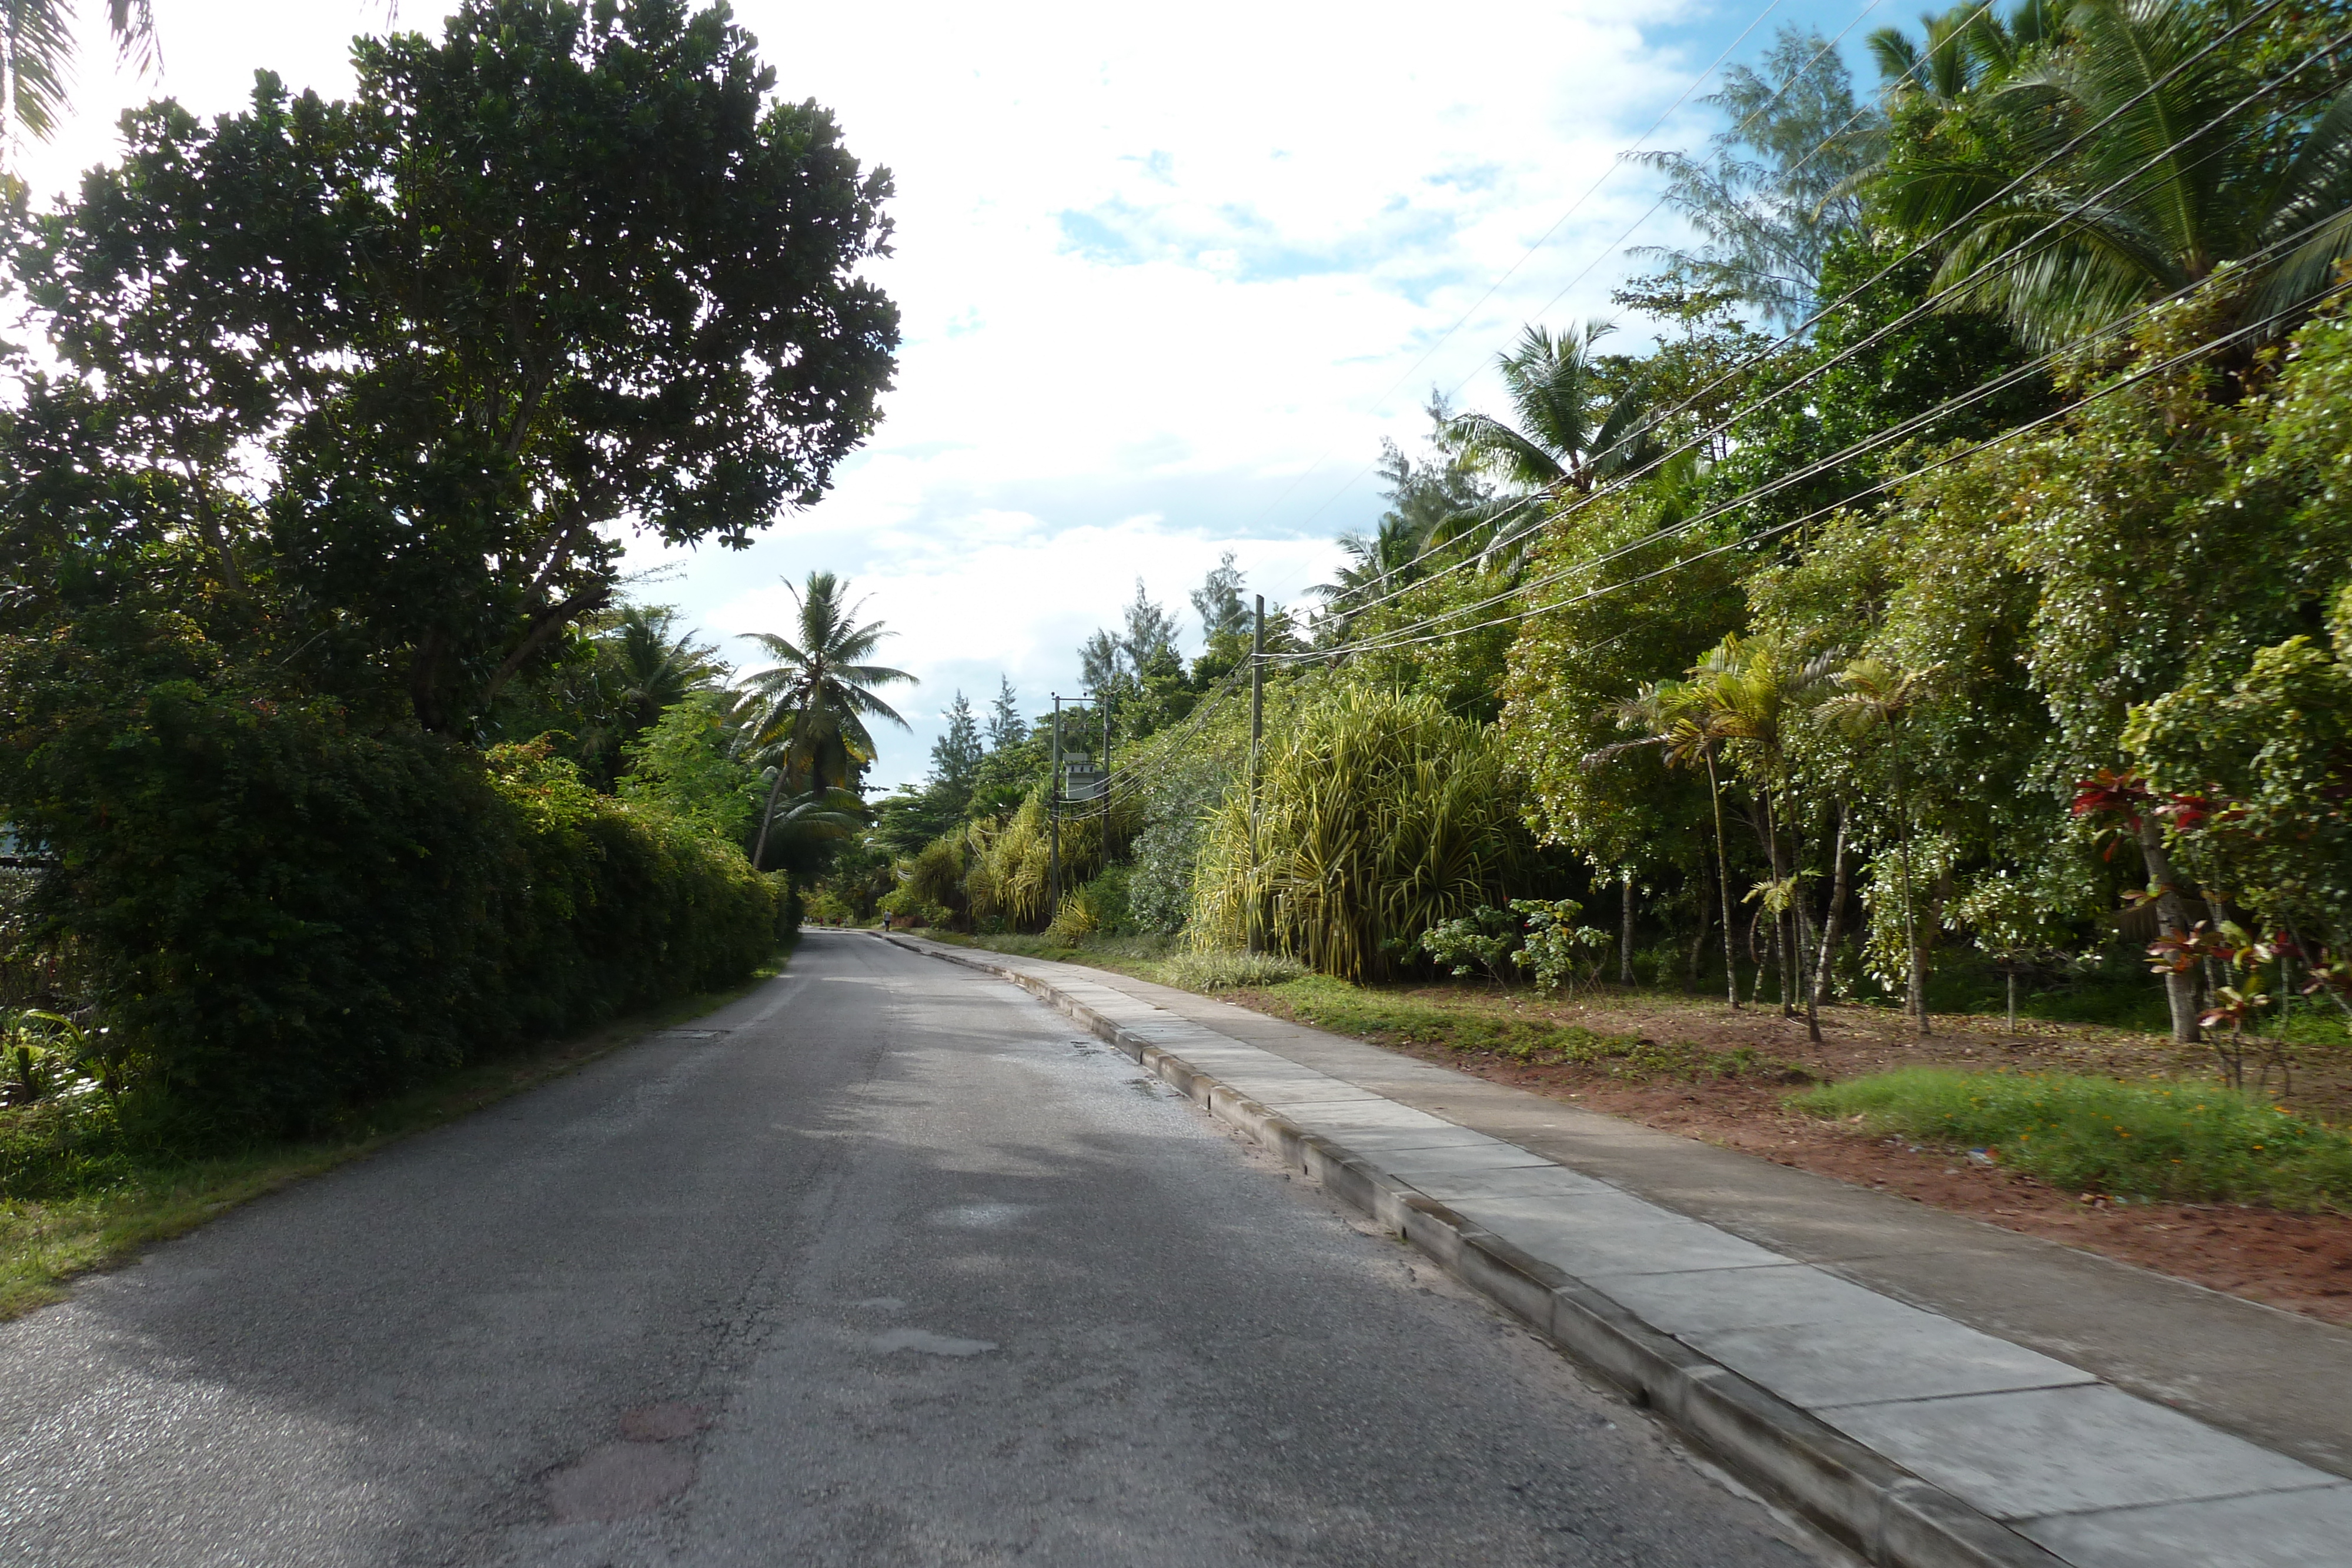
1794, 1067, 2352, 1210
914, 933, 1793, 1082
1257, 975, 1786, 1079
0, 946, 793, 1321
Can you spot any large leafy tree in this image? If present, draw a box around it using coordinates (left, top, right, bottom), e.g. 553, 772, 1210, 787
6, 0, 898, 731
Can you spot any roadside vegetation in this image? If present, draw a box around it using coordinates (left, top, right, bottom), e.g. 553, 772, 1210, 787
0, 4, 899, 1231
1798, 1068, 2352, 1210
867, 4, 2352, 1249
0, 952, 790, 1320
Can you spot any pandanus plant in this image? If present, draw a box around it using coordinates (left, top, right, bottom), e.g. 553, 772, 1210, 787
1685, 634, 1838, 1038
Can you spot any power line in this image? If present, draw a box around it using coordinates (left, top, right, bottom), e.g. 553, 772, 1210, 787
1302, 36, 2352, 656
1280, 199, 2349, 666
1235, 0, 1820, 554
1289, 275, 2346, 666
1295, 0, 2315, 631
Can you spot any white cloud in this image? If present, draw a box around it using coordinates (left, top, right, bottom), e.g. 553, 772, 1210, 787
15, 0, 1843, 790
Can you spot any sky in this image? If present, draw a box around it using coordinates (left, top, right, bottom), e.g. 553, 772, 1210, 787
15, 0, 1885, 790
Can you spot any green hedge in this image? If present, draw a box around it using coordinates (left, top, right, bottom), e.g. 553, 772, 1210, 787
0, 627, 783, 1134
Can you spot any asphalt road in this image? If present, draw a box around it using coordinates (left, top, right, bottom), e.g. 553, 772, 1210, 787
0, 930, 1820, 1566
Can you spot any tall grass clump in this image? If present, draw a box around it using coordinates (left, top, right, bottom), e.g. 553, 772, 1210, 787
1154, 951, 1310, 991
1191, 687, 1528, 980
1795, 1069, 2352, 1210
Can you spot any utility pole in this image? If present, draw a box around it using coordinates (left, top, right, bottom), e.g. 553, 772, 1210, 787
1048, 695, 1063, 921
1247, 594, 1265, 955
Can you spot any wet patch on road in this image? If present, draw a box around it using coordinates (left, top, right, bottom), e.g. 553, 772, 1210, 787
544, 1402, 713, 1522
870, 1327, 998, 1357
927, 1201, 1032, 1229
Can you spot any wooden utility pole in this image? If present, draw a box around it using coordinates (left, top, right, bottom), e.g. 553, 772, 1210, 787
1100, 693, 1113, 852
1048, 694, 1063, 921
1247, 595, 1265, 955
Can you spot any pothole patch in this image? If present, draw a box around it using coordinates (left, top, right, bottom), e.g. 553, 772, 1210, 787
546, 1441, 697, 1523
616, 1400, 709, 1442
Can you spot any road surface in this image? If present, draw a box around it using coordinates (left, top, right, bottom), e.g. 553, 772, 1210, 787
0, 930, 1819, 1566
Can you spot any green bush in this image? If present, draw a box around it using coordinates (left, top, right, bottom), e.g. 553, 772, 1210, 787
1155, 950, 1311, 989
1794, 1068, 2352, 1210
0, 631, 779, 1135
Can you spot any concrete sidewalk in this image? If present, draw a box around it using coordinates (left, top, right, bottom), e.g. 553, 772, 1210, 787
884, 934, 2352, 1568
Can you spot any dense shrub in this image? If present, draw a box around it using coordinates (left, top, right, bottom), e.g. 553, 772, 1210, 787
1154, 951, 1310, 990
0, 632, 780, 1135
1191, 687, 1529, 979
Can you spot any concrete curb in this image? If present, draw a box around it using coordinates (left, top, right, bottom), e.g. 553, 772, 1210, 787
886, 934, 2064, 1568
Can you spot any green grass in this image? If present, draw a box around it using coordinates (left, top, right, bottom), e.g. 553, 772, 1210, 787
1794, 1067, 2352, 1210
1254, 975, 1798, 1082
0, 945, 794, 1320
918, 930, 1181, 970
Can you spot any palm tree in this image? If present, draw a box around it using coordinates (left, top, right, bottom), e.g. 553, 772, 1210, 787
737, 572, 916, 871
1821, 657, 1941, 1036
1686, 634, 1838, 1039
750, 783, 871, 870
603, 606, 721, 735
1593, 680, 1746, 1009
1878, 0, 2352, 347
1868, 1, 2065, 105
4, 0, 157, 151
1309, 513, 1435, 618
1443, 323, 1655, 500
573, 605, 722, 774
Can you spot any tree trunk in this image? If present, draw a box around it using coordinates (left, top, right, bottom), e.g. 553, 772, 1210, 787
1619, 872, 1636, 987
1705, 747, 1740, 1008
1747, 902, 1769, 1005
1891, 730, 1929, 1037
1812, 803, 1850, 1012
1791, 811, 1818, 1000
1687, 876, 1713, 989
1763, 790, 1796, 1021
750, 762, 789, 871
1790, 798, 1822, 1044
2136, 814, 2202, 1045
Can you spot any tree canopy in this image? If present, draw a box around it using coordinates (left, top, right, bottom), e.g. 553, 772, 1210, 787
6, 0, 898, 731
